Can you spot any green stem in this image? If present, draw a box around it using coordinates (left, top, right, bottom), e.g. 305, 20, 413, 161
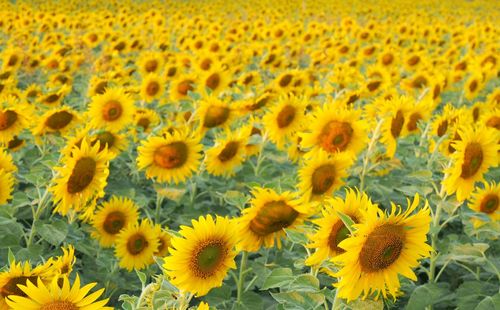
332, 288, 341, 310
237, 251, 249, 303
26, 187, 51, 247
155, 193, 164, 224
359, 119, 383, 192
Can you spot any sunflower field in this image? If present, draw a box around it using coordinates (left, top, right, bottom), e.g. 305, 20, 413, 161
0, 0, 499, 309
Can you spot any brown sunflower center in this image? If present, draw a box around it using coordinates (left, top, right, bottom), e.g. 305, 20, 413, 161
279, 74, 293, 88
8, 136, 23, 149
318, 121, 353, 152
45, 111, 73, 130
327, 220, 352, 253
146, 81, 160, 97
486, 116, 500, 130
249, 201, 299, 236
276, 105, 296, 128
203, 105, 230, 128
407, 112, 422, 132
43, 94, 61, 104
382, 53, 394, 66
67, 157, 97, 194
205, 73, 221, 90
103, 211, 126, 234
0, 110, 18, 130
40, 301, 78, 310
367, 80, 382, 92
92, 131, 116, 152
177, 79, 194, 96
192, 239, 227, 278
469, 80, 478, 93
137, 117, 151, 131
126, 233, 148, 255
311, 164, 336, 195
460, 143, 483, 179
480, 194, 499, 214
1, 276, 38, 297
359, 224, 405, 272
145, 60, 159, 73
437, 120, 448, 137
7, 55, 18, 67
390, 110, 405, 138
156, 237, 168, 254
102, 100, 123, 121
153, 142, 188, 169
218, 141, 239, 162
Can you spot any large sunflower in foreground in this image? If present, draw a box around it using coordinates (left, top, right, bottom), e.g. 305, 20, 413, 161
297, 149, 352, 202
305, 189, 373, 266
6, 275, 110, 310
50, 139, 112, 215
115, 219, 159, 271
91, 196, 140, 247
237, 187, 309, 252
443, 125, 499, 202
333, 194, 432, 301
88, 87, 135, 132
163, 215, 239, 296
468, 182, 500, 228
300, 104, 368, 158
205, 127, 250, 178
137, 130, 202, 184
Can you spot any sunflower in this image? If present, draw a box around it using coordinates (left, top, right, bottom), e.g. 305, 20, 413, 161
137, 130, 202, 184
237, 187, 309, 252
6, 275, 110, 310
195, 96, 235, 133
50, 138, 112, 215
205, 128, 250, 178
404, 97, 434, 135
52, 245, 76, 277
297, 149, 352, 202
33, 107, 80, 135
91, 196, 140, 247
90, 130, 129, 159
464, 69, 485, 101
7, 136, 25, 152
443, 125, 499, 202
133, 108, 160, 135
333, 194, 432, 301
199, 64, 230, 96
140, 73, 165, 103
300, 103, 368, 158
38, 85, 71, 106
379, 95, 413, 158
0, 260, 54, 309
0, 97, 31, 144
305, 189, 372, 266
153, 224, 171, 257
0, 147, 16, 172
468, 182, 500, 228
137, 51, 164, 76
262, 93, 307, 149
115, 219, 159, 271
170, 74, 197, 102
88, 87, 135, 132
163, 215, 239, 296
0, 169, 14, 205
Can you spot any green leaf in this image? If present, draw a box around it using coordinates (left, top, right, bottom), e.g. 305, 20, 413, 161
235, 291, 264, 310
261, 268, 294, 290
335, 211, 355, 234
349, 299, 384, 310
271, 290, 325, 309
456, 281, 498, 310
406, 283, 452, 310
474, 293, 500, 310
285, 229, 308, 245
7, 248, 15, 264
135, 270, 147, 288
36, 220, 68, 246
287, 274, 320, 292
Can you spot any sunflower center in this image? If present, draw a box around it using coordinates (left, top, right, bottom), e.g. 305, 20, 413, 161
45, 111, 73, 130
40, 300, 78, 310
367, 81, 382, 92
103, 211, 126, 234
480, 194, 499, 214
249, 201, 299, 236
407, 112, 422, 132
92, 131, 116, 152
460, 143, 483, 179
469, 80, 478, 93
146, 81, 160, 97
437, 120, 448, 137
327, 220, 351, 253
390, 110, 405, 138
43, 94, 61, 104
177, 80, 194, 96
218, 141, 239, 162
276, 105, 296, 128
486, 116, 500, 130
382, 53, 394, 66
206, 73, 221, 90
126, 233, 148, 255
319, 121, 353, 152
8, 136, 23, 149
359, 224, 405, 272
192, 240, 227, 278
67, 157, 97, 194
156, 238, 167, 254
279, 74, 293, 88
311, 164, 336, 195
145, 60, 159, 73
137, 117, 151, 131
102, 100, 123, 121
154, 142, 188, 169
203, 106, 230, 128
0, 110, 18, 130
1, 276, 38, 297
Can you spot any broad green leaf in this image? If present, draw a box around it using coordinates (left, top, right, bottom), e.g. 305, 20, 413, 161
406, 283, 452, 310
261, 268, 294, 290
474, 293, 500, 310
335, 211, 355, 234
36, 220, 68, 246
235, 291, 264, 310
271, 291, 325, 309
287, 274, 320, 292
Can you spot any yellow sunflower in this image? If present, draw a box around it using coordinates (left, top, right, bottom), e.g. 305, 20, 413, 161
333, 194, 432, 301
90, 130, 129, 159
50, 139, 112, 215
51, 245, 76, 277
115, 219, 159, 271
88, 87, 135, 132
300, 103, 368, 159
468, 182, 500, 228
305, 189, 373, 266
198, 63, 230, 96
153, 224, 171, 257
0, 169, 14, 205
6, 275, 110, 310
133, 108, 160, 136
379, 95, 413, 158
297, 149, 352, 202
137, 130, 202, 184
237, 187, 310, 252
0, 147, 16, 172
195, 96, 235, 133
205, 128, 250, 178
262, 93, 307, 149
163, 215, 239, 296
137, 51, 164, 76
0, 97, 32, 144
443, 125, 499, 202
33, 107, 80, 135
140, 73, 165, 103
91, 196, 140, 247
170, 74, 197, 102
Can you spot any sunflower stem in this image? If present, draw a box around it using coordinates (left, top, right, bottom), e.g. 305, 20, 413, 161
332, 288, 342, 310
26, 186, 51, 247
236, 251, 249, 303
155, 193, 164, 224
359, 118, 383, 192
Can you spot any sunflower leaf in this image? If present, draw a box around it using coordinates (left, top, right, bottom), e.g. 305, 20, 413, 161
335, 211, 355, 234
